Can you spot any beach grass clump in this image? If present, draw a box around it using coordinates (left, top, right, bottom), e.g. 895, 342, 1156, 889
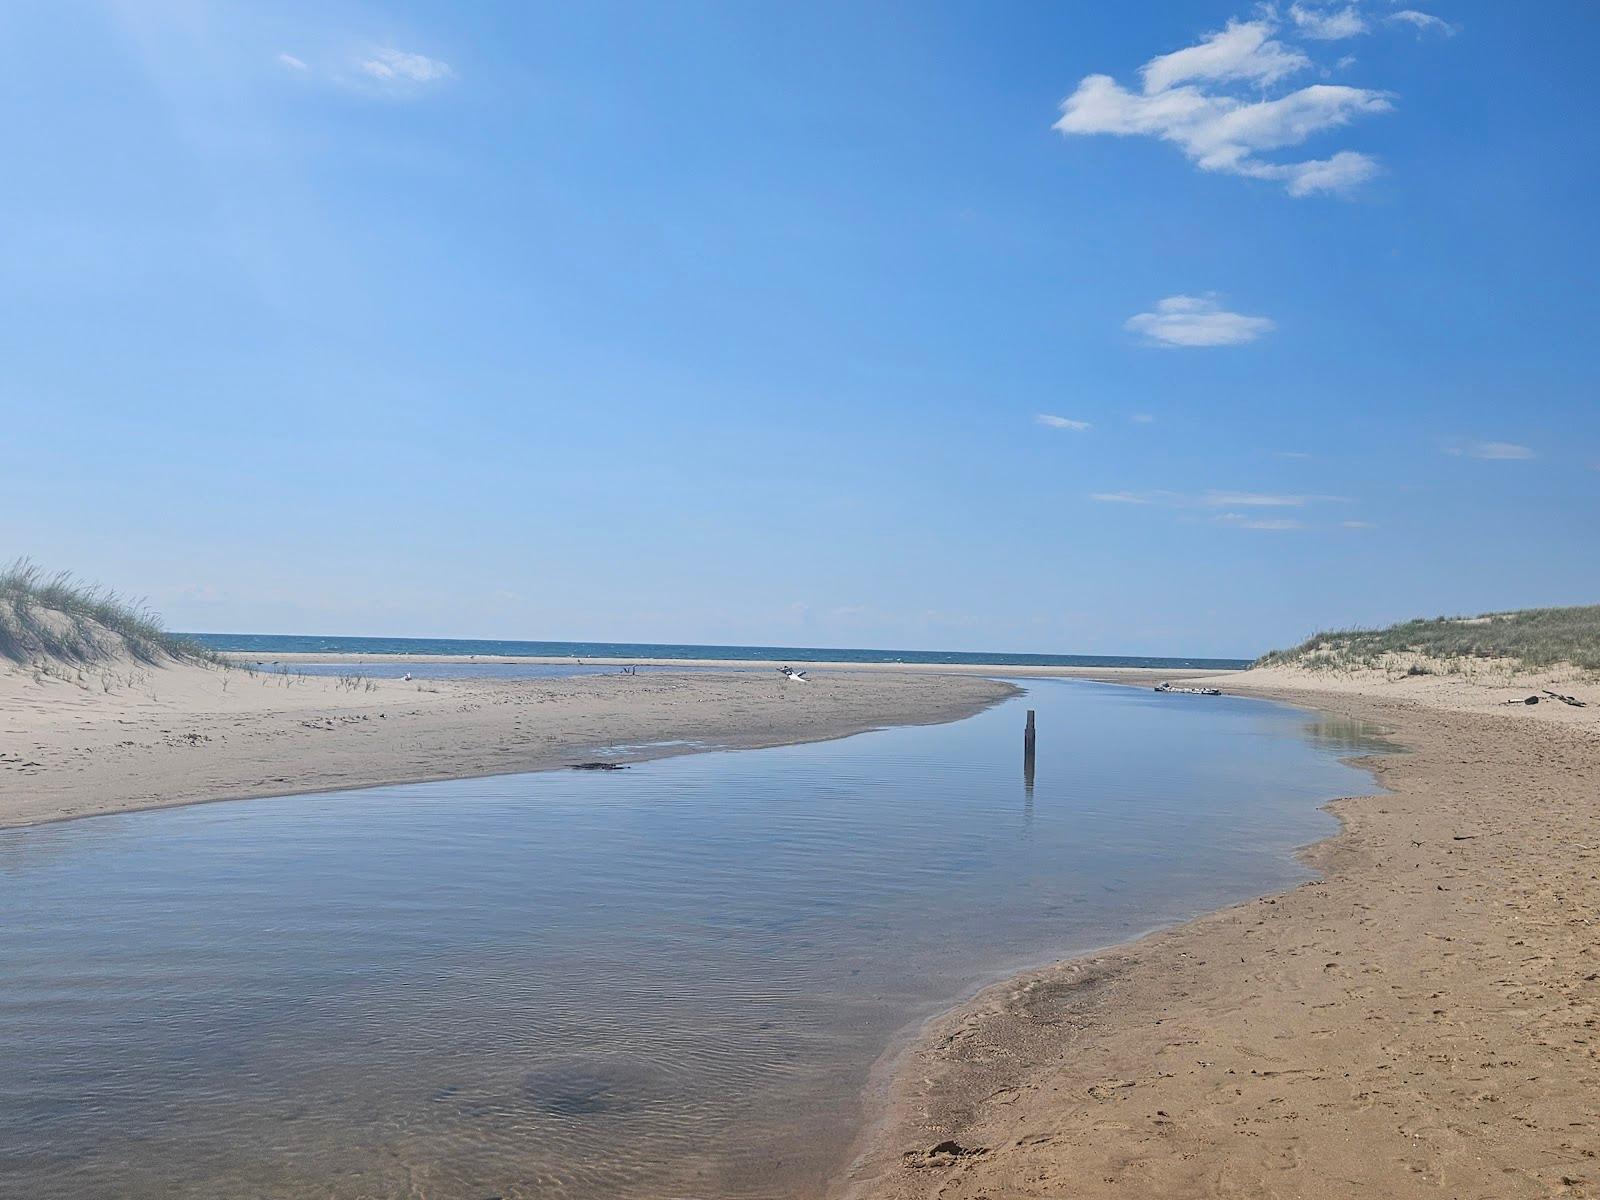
1257, 604, 1600, 677
0, 559, 218, 666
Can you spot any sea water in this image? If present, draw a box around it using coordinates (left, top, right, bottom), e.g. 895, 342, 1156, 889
188, 631, 1248, 671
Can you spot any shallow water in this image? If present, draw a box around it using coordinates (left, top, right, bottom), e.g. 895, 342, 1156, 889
0, 680, 1386, 1198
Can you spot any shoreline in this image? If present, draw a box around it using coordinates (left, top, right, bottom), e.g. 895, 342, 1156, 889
834, 672, 1599, 1198
827, 679, 1388, 1200
831, 681, 1385, 1200
1, 657, 1231, 831
0, 660, 1030, 830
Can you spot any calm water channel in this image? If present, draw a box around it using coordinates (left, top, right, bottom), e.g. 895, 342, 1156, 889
0, 679, 1386, 1198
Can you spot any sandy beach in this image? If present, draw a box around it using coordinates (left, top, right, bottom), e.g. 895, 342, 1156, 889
0, 657, 1021, 829
837, 667, 1599, 1199
6, 645, 1597, 1197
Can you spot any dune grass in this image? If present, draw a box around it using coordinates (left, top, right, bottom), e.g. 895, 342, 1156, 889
1257, 604, 1600, 676
0, 560, 217, 666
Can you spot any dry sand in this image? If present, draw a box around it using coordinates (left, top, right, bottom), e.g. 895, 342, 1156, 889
0, 656, 1019, 828
837, 665, 1599, 1200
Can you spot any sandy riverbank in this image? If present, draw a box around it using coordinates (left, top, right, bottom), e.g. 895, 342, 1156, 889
837, 666, 1599, 1199
0, 657, 1020, 828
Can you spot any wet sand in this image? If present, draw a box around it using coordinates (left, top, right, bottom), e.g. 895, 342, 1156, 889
837, 669, 1599, 1199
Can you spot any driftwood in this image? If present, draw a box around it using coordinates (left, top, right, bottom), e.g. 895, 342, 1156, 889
1505, 695, 1541, 705
1154, 682, 1222, 696
570, 761, 628, 771
1542, 690, 1587, 707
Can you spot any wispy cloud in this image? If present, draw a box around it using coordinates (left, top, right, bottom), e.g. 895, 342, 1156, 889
1036, 414, 1092, 431
1125, 295, 1275, 347
1091, 489, 1343, 509
1388, 10, 1457, 37
1275, 450, 1313, 459
1092, 489, 1352, 530
1341, 520, 1377, 529
1131, 413, 1156, 424
1289, 4, 1367, 40
360, 47, 453, 85
1053, 15, 1393, 196
277, 53, 309, 72
1215, 513, 1305, 531
1447, 441, 1536, 461
1090, 490, 1169, 505
1201, 490, 1327, 507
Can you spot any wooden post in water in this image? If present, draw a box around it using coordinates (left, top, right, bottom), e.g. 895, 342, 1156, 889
1023, 709, 1036, 763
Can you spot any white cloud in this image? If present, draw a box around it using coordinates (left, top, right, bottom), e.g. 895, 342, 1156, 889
360, 47, 453, 85
1449, 441, 1536, 461
277, 53, 309, 72
1140, 19, 1309, 92
1388, 10, 1457, 36
1280, 149, 1382, 196
1290, 4, 1368, 40
1053, 15, 1392, 196
1036, 414, 1092, 431
1125, 295, 1275, 347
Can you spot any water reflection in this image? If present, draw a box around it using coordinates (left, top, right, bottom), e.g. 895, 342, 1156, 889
1301, 715, 1398, 755
1023, 724, 1037, 816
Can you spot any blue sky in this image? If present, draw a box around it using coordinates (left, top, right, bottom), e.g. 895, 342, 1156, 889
2, 2, 1596, 657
